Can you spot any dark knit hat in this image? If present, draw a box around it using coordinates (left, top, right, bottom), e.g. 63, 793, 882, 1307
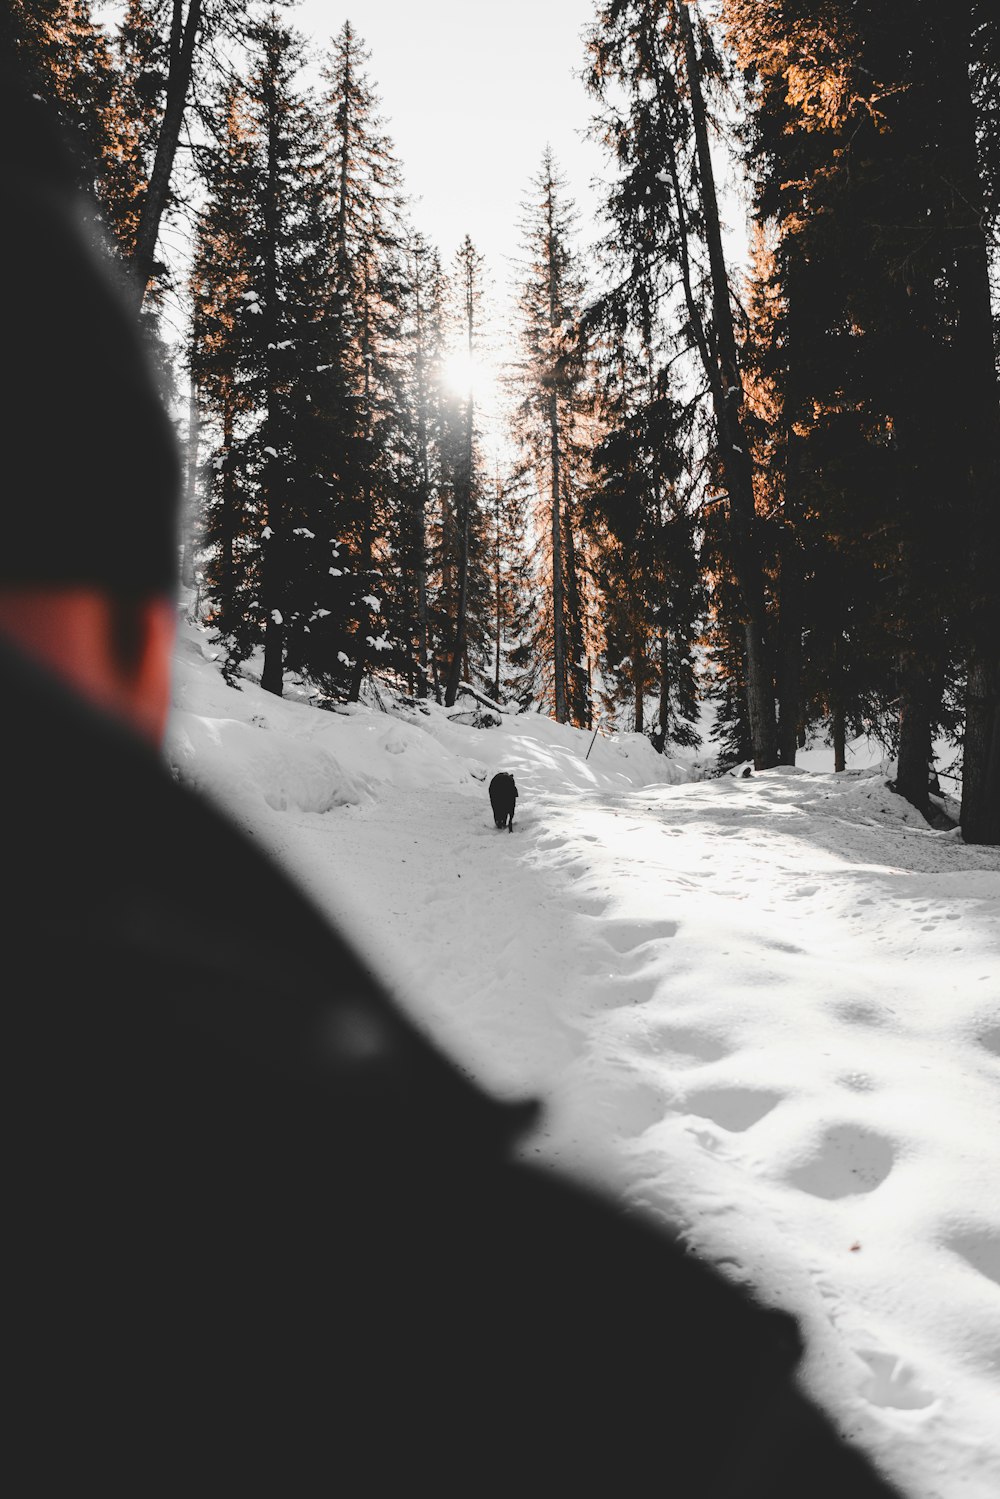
0, 68, 181, 594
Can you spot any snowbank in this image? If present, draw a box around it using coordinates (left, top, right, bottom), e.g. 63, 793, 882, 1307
167, 619, 695, 823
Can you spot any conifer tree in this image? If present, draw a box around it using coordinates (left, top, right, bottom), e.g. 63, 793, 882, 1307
4, 2, 112, 160
485, 462, 536, 707
512, 150, 592, 725
192, 18, 343, 697
585, 0, 778, 766
393, 233, 449, 698
442, 235, 488, 708
584, 326, 703, 748
726, 0, 999, 834
124, 0, 269, 310
191, 82, 256, 653
320, 20, 406, 703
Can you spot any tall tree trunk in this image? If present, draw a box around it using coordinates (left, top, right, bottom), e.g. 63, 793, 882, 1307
181, 375, 199, 591
932, 3, 1000, 843
776, 420, 804, 764
349, 269, 374, 703
676, 1, 777, 769
633, 624, 645, 734
832, 702, 846, 774
259, 52, 283, 699
891, 257, 944, 819
493, 475, 502, 703
413, 268, 431, 698
127, 0, 203, 313
776, 534, 803, 765
445, 253, 478, 709
562, 505, 588, 728
544, 168, 568, 725
415, 473, 430, 697
549, 389, 568, 723
444, 391, 473, 707
655, 630, 670, 754
830, 630, 846, 772
895, 655, 932, 815
893, 520, 941, 815
964, 661, 1000, 844
219, 381, 235, 624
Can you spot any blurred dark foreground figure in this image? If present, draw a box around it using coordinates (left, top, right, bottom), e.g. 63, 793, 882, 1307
1, 72, 903, 1499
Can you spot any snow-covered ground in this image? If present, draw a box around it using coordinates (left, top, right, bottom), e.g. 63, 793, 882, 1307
168, 619, 1000, 1499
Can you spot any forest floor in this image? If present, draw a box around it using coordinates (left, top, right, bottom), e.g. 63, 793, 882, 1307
169, 618, 1000, 1499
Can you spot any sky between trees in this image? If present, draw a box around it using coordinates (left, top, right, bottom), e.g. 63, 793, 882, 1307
294, 0, 606, 289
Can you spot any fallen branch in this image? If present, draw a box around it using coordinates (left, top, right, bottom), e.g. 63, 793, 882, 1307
457, 681, 508, 714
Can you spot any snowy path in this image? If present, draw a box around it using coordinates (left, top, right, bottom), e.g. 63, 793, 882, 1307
263, 762, 1000, 1499
517, 771, 1000, 1499
168, 634, 1000, 1498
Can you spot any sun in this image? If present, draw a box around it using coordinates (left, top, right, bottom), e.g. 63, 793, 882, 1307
441, 348, 492, 403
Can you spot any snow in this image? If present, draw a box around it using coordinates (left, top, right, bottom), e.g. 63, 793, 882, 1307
166, 617, 1000, 1499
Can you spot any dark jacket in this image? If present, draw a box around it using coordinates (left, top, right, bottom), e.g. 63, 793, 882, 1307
4, 641, 902, 1497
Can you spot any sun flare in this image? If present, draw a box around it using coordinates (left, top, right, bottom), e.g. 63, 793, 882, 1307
441, 348, 492, 403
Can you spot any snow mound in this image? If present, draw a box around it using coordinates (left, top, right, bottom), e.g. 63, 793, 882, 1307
409, 699, 694, 799
167, 711, 368, 817
316, 712, 476, 791
168, 621, 695, 817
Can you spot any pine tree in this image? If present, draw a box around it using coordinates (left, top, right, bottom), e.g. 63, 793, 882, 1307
512, 150, 593, 725
192, 17, 346, 697
442, 235, 488, 708
393, 233, 450, 698
584, 323, 703, 747
585, 0, 778, 767
319, 21, 407, 703
726, 0, 999, 833
191, 82, 256, 655
4, 2, 114, 174
484, 461, 536, 707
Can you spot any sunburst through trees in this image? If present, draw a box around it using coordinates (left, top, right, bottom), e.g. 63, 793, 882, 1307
16, 0, 1000, 841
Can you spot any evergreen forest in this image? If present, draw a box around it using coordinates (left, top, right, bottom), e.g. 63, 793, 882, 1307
6, 0, 999, 843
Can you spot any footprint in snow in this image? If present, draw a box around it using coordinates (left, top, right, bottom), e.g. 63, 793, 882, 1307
636, 1023, 730, 1065
838, 1070, 876, 1092
832, 999, 890, 1029
977, 1026, 1000, 1059
855, 1348, 936, 1411
786, 1124, 895, 1199
601, 918, 679, 953
681, 1086, 781, 1132
946, 1228, 1000, 1289
602, 974, 661, 1008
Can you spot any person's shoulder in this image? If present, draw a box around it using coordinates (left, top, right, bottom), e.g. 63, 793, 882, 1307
0, 635, 533, 1161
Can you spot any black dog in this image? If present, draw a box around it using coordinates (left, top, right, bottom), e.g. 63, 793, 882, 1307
489, 772, 518, 832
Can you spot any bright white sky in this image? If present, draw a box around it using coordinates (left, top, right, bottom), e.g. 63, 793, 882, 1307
294, 1, 607, 304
